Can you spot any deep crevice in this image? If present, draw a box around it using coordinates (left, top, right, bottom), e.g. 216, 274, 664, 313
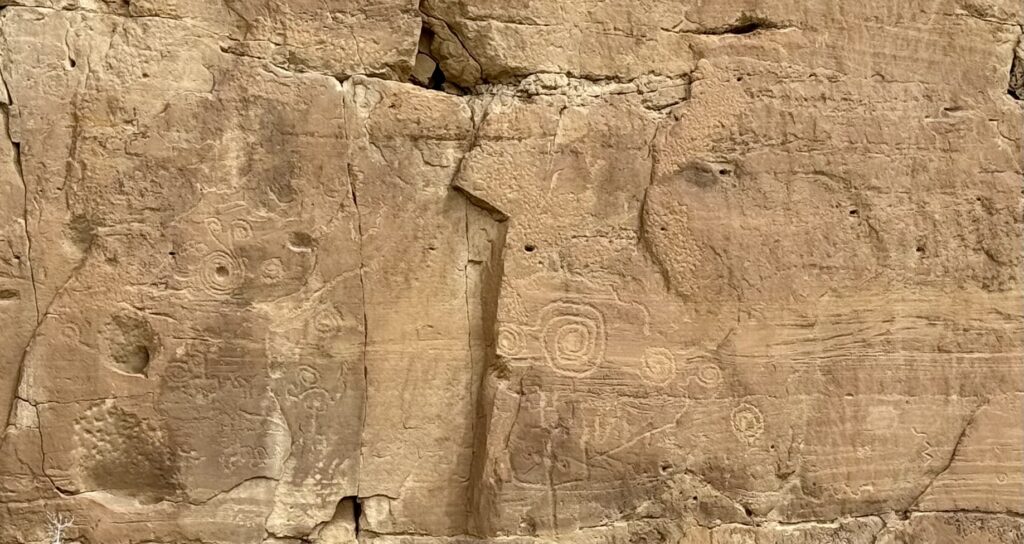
352, 496, 363, 535
409, 23, 467, 94
346, 162, 371, 503
1009, 44, 1023, 99
692, 13, 790, 36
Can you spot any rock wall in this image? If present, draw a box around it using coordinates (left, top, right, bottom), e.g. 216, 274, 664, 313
0, 1, 1021, 543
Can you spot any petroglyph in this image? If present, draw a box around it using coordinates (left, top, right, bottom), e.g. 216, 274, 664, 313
0, 2, 1019, 543
730, 403, 766, 445
539, 305, 607, 377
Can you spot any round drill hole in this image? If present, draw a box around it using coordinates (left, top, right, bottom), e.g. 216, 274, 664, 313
524, 244, 536, 253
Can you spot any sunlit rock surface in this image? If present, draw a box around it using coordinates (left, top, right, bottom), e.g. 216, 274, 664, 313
0, 1, 1021, 543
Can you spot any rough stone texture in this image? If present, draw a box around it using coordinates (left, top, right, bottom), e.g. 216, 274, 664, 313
0, 1, 1021, 543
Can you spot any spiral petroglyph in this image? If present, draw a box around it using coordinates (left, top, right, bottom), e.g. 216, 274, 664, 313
540, 302, 606, 376
197, 250, 245, 295
640, 347, 678, 385
496, 324, 527, 358
731, 403, 765, 444
1, 7, 1017, 542
230, 219, 254, 241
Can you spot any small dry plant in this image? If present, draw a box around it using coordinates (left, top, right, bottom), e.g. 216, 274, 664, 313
45, 512, 74, 544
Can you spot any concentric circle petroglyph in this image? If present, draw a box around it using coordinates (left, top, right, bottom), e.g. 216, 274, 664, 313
297, 365, 321, 388
198, 250, 244, 295
311, 307, 344, 336
731, 403, 765, 444
695, 363, 723, 388
231, 219, 254, 240
640, 347, 676, 385
541, 302, 606, 376
496, 324, 527, 358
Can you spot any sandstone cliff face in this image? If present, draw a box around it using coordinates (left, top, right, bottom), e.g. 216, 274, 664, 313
0, 1, 1021, 543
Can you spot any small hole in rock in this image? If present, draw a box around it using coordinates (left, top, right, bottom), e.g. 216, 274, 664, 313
168, 251, 177, 257
215, 265, 230, 278
915, 246, 925, 254
0, 289, 18, 300
69, 58, 76, 69
849, 208, 859, 216
743, 506, 754, 517
524, 244, 536, 253
718, 168, 731, 176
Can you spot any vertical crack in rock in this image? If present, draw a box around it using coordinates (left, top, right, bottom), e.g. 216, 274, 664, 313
905, 400, 988, 512
0, 55, 41, 449
3, 116, 34, 321
28, 402, 75, 497
449, 100, 511, 535
347, 163, 371, 501
352, 496, 362, 536
0, 67, 36, 323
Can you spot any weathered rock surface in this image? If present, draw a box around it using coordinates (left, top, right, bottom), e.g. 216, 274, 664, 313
0, 1, 1020, 543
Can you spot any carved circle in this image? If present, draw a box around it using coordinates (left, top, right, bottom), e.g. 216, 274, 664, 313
231, 219, 254, 241
731, 403, 765, 444
695, 363, 723, 388
199, 250, 244, 295
302, 389, 331, 413
204, 217, 223, 235
496, 324, 526, 358
297, 365, 321, 388
640, 347, 677, 385
311, 308, 343, 336
541, 303, 605, 376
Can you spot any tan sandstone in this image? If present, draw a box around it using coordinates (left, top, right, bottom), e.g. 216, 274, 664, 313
0, 1, 1021, 543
